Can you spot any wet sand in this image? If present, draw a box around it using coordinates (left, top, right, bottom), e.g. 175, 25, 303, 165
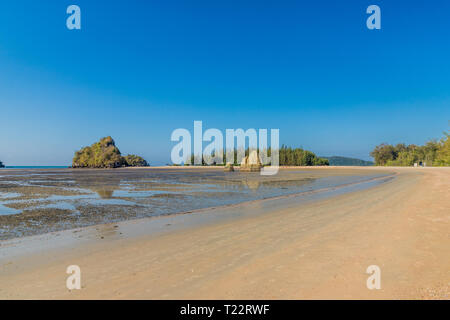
0, 167, 449, 299
0, 167, 388, 239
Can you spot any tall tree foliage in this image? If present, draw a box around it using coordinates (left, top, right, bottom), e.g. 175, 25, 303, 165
370, 132, 450, 166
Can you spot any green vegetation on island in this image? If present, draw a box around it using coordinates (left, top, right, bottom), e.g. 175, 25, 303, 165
72, 136, 149, 168
123, 154, 149, 167
321, 156, 374, 166
0, 160, 4, 168
370, 132, 450, 166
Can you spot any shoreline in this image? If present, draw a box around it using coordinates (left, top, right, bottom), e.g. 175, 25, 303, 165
0, 167, 448, 299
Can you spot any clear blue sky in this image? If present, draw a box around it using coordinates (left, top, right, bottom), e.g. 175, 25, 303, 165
1, 0, 449, 165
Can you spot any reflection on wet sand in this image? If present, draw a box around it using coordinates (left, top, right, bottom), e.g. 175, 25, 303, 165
93, 188, 115, 199
73, 174, 122, 199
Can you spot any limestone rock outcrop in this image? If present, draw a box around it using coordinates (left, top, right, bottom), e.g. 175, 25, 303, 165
240, 150, 263, 172
72, 137, 149, 168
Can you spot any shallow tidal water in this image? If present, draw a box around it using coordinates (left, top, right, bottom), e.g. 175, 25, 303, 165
0, 168, 390, 240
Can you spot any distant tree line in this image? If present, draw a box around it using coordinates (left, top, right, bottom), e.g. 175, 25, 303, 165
370, 132, 450, 166
184, 145, 329, 166
279, 145, 329, 166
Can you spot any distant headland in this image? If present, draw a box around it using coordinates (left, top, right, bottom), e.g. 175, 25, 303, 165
72, 136, 149, 168
321, 156, 374, 166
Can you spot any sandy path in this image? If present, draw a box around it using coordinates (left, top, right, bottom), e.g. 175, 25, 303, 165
0, 167, 448, 299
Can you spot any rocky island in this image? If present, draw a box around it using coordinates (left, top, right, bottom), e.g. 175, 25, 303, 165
72, 136, 149, 168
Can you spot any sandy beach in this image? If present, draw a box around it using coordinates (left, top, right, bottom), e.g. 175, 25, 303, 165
0, 167, 448, 299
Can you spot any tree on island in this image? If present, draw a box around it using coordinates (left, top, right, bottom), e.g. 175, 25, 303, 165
0, 160, 4, 168
72, 136, 149, 168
